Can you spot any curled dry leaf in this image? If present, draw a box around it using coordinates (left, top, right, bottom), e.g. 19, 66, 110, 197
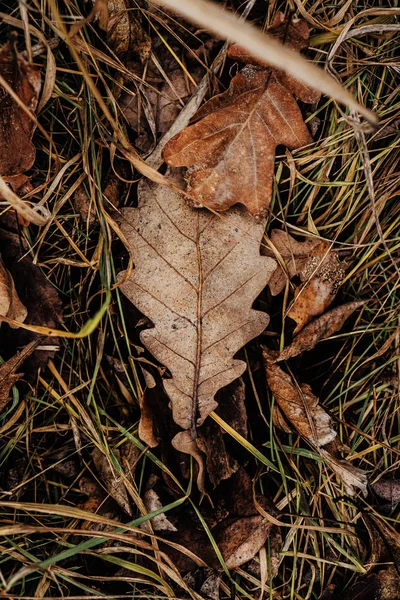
143, 477, 177, 532
265, 229, 322, 296
0, 40, 41, 179
0, 257, 27, 326
163, 14, 320, 217
0, 340, 37, 411
118, 170, 276, 444
265, 360, 336, 447
91, 447, 132, 515
320, 449, 368, 497
278, 301, 365, 361
287, 242, 346, 333
172, 430, 206, 493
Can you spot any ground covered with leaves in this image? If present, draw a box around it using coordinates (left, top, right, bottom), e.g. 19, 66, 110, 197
0, 1, 400, 599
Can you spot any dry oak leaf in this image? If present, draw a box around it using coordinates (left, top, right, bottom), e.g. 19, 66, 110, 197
278, 300, 365, 361
163, 15, 320, 218
118, 170, 276, 440
0, 256, 27, 326
287, 241, 346, 334
265, 229, 323, 296
0, 40, 41, 179
264, 360, 336, 447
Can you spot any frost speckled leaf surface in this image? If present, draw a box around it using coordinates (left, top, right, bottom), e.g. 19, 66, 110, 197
118, 171, 276, 433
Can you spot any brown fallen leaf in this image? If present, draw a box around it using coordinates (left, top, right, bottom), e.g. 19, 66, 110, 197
278, 301, 365, 361
216, 515, 271, 569
0, 256, 27, 326
107, 0, 151, 61
0, 341, 38, 411
287, 242, 346, 333
265, 360, 336, 447
264, 358, 367, 496
0, 39, 41, 180
118, 170, 276, 442
265, 229, 322, 296
163, 14, 320, 217
91, 447, 132, 515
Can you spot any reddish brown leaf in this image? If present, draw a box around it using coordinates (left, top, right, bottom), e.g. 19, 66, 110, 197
287, 242, 346, 333
163, 15, 319, 217
0, 40, 41, 178
278, 301, 365, 361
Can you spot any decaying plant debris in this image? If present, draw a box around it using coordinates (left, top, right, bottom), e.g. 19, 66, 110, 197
0, 1, 399, 599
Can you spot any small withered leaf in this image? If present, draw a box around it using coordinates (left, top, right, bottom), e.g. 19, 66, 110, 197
118, 169, 276, 454
0, 41, 41, 178
265, 359, 336, 447
163, 14, 320, 217
265, 229, 322, 296
91, 447, 132, 515
278, 301, 365, 361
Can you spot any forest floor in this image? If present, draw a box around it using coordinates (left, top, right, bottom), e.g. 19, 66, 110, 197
0, 1, 399, 599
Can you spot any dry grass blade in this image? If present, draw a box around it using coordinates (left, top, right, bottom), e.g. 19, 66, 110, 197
151, 0, 378, 124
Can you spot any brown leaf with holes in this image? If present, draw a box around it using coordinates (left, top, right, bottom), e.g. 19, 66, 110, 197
264, 360, 336, 447
163, 14, 319, 217
278, 301, 365, 361
287, 242, 346, 333
265, 229, 323, 296
0, 341, 37, 411
118, 169, 276, 450
0, 40, 41, 180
